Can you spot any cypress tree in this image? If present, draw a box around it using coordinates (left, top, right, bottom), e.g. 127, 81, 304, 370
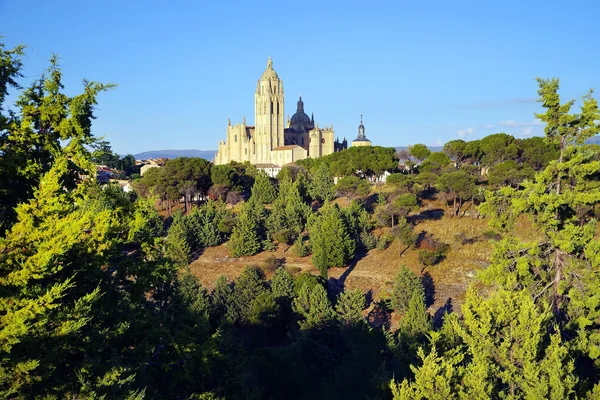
391, 266, 425, 314
271, 267, 295, 301
335, 289, 366, 327
229, 197, 266, 257
293, 283, 335, 330
308, 163, 335, 202
308, 204, 355, 277
251, 170, 277, 204
165, 211, 191, 265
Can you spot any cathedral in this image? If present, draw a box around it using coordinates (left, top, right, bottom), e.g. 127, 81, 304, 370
214, 58, 347, 167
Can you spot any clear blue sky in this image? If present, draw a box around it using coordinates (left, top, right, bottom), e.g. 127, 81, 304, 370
1, 0, 599, 155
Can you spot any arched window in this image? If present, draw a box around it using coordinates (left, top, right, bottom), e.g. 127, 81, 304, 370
321, 138, 325, 144
234, 134, 237, 142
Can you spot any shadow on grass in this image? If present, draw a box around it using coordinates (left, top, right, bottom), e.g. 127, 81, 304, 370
328, 250, 368, 296
433, 298, 453, 329
421, 272, 435, 307
408, 208, 445, 225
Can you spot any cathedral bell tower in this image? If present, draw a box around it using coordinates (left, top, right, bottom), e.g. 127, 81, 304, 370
255, 57, 284, 164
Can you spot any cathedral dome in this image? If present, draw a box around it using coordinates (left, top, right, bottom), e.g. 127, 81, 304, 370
353, 115, 370, 143
290, 96, 311, 126
261, 57, 279, 79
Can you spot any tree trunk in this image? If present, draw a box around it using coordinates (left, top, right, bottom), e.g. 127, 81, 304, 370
553, 249, 564, 317
453, 197, 457, 217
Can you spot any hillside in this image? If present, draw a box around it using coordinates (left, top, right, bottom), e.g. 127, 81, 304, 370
188, 195, 540, 323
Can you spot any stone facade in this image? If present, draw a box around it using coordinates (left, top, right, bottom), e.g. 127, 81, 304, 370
215, 58, 347, 167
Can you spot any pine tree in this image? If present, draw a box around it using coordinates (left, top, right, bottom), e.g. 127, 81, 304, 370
308, 163, 335, 202
399, 292, 432, 338
293, 283, 335, 330
211, 275, 233, 326
335, 289, 366, 326
229, 197, 266, 257
308, 204, 355, 278
251, 170, 277, 204
165, 211, 191, 265
268, 180, 311, 243
0, 52, 114, 232
456, 287, 577, 399
390, 338, 461, 400
271, 267, 295, 301
478, 78, 600, 369
391, 266, 425, 314
230, 266, 268, 324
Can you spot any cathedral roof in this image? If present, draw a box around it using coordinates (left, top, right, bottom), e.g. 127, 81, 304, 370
260, 57, 279, 79
290, 96, 311, 126
273, 145, 302, 151
353, 115, 370, 142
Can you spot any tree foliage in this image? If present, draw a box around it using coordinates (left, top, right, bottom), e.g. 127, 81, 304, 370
308, 204, 356, 277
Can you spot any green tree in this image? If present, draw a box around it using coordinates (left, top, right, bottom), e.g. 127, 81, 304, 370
437, 170, 476, 217
335, 289, 366, 326
487, 159, 535, 188
334, 175, 370, 205
251, 170, 277, 204
229, 197, 266, 257
456, 288, 577, 398
479, 79, 600, 368
390, 193, 419, 226
409, 143, 431, 162
308, 163, 335, 202
391, 266, 424, 314
400, 291, 432, 338
271, 267, 296, 301
211, 164, 236, 188
420, 152, 451, 175
0, 51, 114, 232
165, 211, 191, 265
293, 283, 335, 330
463, 139, 483, 164
518, 136, 560, 170
250, 292, 280, 326
186, 200, 232, 249
390, 338, 460, 400
308, 204, 356, 278
91, 139, 120, 168
385, 173, 414, 192
211, 276, 233, 326
267, 180, 311, 245
230, 266, 268, 324
443, 139, 467, 168
480, 133, 519, 166
392, 218, 418, 255
119, 154, 136, 175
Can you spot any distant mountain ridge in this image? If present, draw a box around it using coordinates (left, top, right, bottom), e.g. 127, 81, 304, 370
132, 147, 450, 161
133, 149, 217, 160
131, 137, 600, 161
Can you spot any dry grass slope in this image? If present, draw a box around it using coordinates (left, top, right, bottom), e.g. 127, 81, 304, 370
189, 195, 541, 316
